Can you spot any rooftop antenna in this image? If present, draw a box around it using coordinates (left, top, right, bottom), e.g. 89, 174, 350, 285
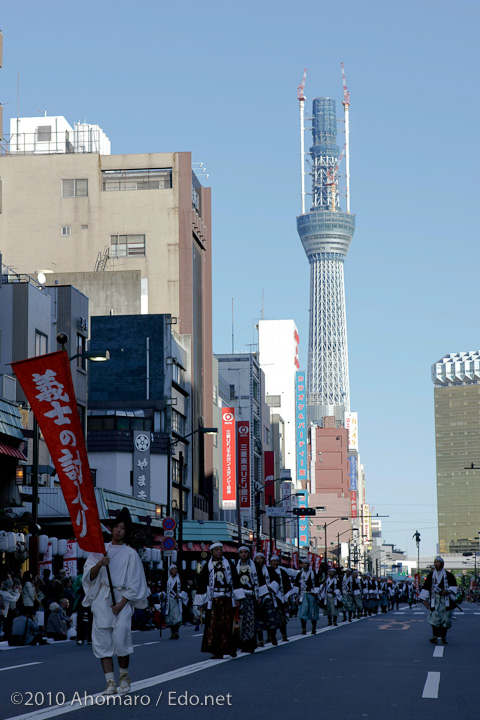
297, 69, 307, 215
232, 298, 234, 354
341, 62, 351, 213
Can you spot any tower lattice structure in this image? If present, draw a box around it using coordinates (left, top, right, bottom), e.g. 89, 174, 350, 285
297, 97, 355, 426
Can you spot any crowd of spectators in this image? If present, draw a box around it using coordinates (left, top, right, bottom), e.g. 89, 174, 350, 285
0, 567, 204, 647
0, 568, 92, 647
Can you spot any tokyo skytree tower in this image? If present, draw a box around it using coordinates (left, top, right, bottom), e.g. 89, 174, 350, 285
296, 75, 355, 426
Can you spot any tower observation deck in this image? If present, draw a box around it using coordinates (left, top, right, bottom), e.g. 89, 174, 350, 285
297, 97, 355, 426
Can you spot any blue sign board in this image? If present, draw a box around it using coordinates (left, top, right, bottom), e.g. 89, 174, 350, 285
295, 371, 308, 483
348, 456, 357, 491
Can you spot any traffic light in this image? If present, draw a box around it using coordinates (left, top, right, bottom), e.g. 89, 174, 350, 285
291, 507, 316, 516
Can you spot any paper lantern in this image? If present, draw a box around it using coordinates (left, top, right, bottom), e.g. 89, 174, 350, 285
58, 539, 68, 557
38, 535, 49, 554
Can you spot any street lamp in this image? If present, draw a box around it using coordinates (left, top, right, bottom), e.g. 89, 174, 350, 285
323, 517, 349, 563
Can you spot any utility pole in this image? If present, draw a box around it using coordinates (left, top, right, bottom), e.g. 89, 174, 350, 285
413, 531, 421, 574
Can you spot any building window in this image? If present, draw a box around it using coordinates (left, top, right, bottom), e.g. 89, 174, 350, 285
61, 226, 71, 237
172, 409, 186, 437
77, 333, 86, 369
172, 363, 185, 387
35, 331, 48, 357
36, 126, 52, 142
110, 234, 146, 258
102, 168, 172, 191
62, 179, 88, 198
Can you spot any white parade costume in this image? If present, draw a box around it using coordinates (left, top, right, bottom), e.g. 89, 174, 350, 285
82, 542, 148, 659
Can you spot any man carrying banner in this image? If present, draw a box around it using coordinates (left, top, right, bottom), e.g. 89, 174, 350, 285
82, 508, 149, 695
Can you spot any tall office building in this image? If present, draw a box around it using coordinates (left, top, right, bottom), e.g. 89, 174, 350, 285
297, 96, 355, 426
432, 352, 480, 554
258, 319, 299, 481
0, 114, 214, 519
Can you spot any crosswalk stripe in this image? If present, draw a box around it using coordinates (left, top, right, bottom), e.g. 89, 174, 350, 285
422, 671, 440, 698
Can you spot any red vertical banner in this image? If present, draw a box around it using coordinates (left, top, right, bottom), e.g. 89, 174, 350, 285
12, 351, 105, 553
237, 421, 251, 510
264, 450, 275, 507
351, 489, 358, 519
221, 407, 236, 509
292, 552, 299, 569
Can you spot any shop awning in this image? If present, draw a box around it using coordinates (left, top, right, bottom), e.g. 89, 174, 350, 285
0, 399, 26, 441
0, 441, 27, 460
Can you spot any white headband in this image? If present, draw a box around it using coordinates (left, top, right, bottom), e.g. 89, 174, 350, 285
209, 542, 223, 551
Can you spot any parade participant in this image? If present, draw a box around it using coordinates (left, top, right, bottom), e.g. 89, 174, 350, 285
82, 507, 149, 695
351, 569, 363, 619
379, 578, 389, 614
406, 580, 415, 608
254, 552, 279, 646
294, 558, 320, 635
362, 574, 372, 616
236, 546, 268, 653
164, 565, 182, 640
389, 579, 399, 611
268, 554, 295, 642
341, 568, 356, 622
194, 542, 245, 659
419, 556, 457, 645
370, 576, 380, 615
336, 568, 347, 622
322, 567, 342, 626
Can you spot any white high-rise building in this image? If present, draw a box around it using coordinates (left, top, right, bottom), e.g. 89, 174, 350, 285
258, 319, 299, 483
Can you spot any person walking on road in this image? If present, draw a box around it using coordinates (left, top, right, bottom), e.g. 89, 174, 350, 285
194, 542, 245, 659
236, 546, 266, 653
268, 555, 295, 642
419, 556, 457, 645
342, 569, 356, 622
322, 567, 342, 627
294, 558, 320, 635
164, 565, 182, 640
82, 507, 149, 695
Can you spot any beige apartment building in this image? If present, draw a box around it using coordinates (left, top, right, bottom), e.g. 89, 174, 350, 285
0, 116, 214, 518
432, 352, 480, 554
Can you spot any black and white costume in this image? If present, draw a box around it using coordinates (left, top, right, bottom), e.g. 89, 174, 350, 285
419, 558, 457, 645
268, 557, 295, 641
194, 547, 245, 658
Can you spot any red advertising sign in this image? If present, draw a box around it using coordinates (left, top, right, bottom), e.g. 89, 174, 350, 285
264, 450, 275, 507
237, 421, 251, 510
351, 489, 358, 519
12, 351, 105, 553
221, 407, 236, 509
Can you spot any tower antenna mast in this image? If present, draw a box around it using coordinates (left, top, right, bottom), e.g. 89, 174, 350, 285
341, 62, 351, 213
298, 69, 307, 215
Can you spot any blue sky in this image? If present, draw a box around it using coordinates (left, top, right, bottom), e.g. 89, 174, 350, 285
2, 0, 479, 556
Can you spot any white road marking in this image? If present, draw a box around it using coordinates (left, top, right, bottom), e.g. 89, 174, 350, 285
3, 622, 365, 720
422, 671, 440, 698
394, 612, 406, 615
0, 662, 42, 672
142, 642, 160, 646
474, 612, 480, 615
433, 646, 444, 658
